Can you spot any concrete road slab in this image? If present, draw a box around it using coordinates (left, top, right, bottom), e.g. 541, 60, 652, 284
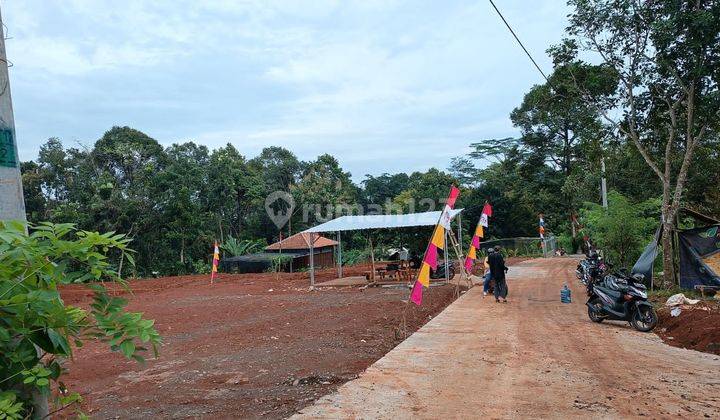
294, 258, 720, 419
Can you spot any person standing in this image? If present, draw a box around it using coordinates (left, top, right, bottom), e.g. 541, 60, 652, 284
488, 245, 509, 303
482, 248, 494, 296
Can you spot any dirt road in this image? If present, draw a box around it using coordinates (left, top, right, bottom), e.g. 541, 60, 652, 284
296, 258, 720, 419
60, 264, 462, 419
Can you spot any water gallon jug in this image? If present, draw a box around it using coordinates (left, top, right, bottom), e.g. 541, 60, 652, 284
561, 284, 572, 304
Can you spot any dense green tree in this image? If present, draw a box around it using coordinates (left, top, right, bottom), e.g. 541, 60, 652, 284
509, 55, 617, 177
153, 143, 213, 272
361, 173, 410, 207
36, 138, 70, 202
207, 144, 264, 240
17, 114, 716, 283
247, 147, 303, 242
448, 157, 479, 188
292, 154, 358, 227
470, 150, 553, 239
248, 146, 302, 192
394, 168, 458, 213
469, 53, 617, 241
384, 169, 460, 253
90, 127, 167, 233
85, 127, 169, 273
566, 0, 720, 284
19, 161, 45, 222
581, 191, 660, 268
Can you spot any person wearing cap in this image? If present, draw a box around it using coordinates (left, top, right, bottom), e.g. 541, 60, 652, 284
488, 245, 509, 303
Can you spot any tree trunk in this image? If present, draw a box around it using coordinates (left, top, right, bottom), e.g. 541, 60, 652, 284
218, 215, 224, 243
661, 221, 675, 287
30, 386, 48, 420
235, 188, 245, 237
659, 168, 678, 288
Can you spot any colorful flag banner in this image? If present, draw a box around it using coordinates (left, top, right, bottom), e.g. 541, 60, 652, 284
464, 203, 492, 272
425, 244, 439, 270
410, 185, 460, 305
211, 241, 220, 283
439, 205, 453, 230
539, 214, 545, 239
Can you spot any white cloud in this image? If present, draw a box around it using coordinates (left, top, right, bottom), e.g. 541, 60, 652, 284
3, 0, 570, 178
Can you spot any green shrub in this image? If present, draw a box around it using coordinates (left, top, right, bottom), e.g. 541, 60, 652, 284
580, 191, 659, 268
556, 233, 575, 254
221, 237, 265, 257
342, 248, 371, 265
191, 258, 211, 274
267, 255, 293, 273
0, 221, 161, 417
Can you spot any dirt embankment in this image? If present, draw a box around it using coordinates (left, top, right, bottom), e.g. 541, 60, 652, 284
656, 301, 720, 355
59, 264, 465, 419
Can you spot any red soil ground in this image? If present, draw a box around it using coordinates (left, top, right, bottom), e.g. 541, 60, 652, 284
656, 301, 720, 355
59, 263, 466, 419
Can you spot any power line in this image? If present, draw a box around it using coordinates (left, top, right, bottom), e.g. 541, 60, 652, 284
488, 0, 610, 209
488, 0, 551, 84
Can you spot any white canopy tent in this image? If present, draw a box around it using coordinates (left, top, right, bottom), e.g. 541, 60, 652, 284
302, 209, 464, 286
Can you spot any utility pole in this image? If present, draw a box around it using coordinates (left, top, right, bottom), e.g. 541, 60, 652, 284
0, 8, 47, 419
0, 6, 25, 221
601, 157, 608, 209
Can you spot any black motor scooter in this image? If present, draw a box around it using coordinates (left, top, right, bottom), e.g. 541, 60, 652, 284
430, 263, 455, 280
577, 250, 607, 283
586, 272, 658, 332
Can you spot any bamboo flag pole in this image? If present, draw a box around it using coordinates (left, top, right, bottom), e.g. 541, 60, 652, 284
399, 185, 460, 336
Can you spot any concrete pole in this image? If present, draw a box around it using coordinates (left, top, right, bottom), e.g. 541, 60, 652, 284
0, 7, 25, 221
0, 9, 49, 419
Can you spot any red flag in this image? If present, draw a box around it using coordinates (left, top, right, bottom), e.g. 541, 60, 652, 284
446, 185, 460, 208
482, 203, 493, 217
410, 280, 423, 305
425, 243, 439, 270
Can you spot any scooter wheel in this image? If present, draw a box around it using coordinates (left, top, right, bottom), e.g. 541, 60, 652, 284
630, 306, 658, 332
587, 299, 604, 323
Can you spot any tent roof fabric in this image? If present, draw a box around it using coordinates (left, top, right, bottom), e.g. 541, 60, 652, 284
265, 232, 338, 251
303, 209, 463, 233
681, 206, 720, 225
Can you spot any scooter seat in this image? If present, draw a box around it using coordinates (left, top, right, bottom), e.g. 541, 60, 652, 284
594, 285, 623, 299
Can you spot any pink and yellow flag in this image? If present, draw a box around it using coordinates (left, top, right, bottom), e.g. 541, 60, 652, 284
211, 241, 220, 284
464, 203, 492, 272
410, 185, 460, 305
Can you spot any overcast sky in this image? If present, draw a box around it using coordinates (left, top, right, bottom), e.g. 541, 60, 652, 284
3, 0, 569, 181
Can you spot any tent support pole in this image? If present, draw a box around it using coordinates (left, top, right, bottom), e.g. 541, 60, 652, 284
369, 234, 375, 281
444, 229, 450, 283
309, 233, 315, 289
447, 228, 473, 289
337, 231, 342, 279
458, 213, 463, 255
